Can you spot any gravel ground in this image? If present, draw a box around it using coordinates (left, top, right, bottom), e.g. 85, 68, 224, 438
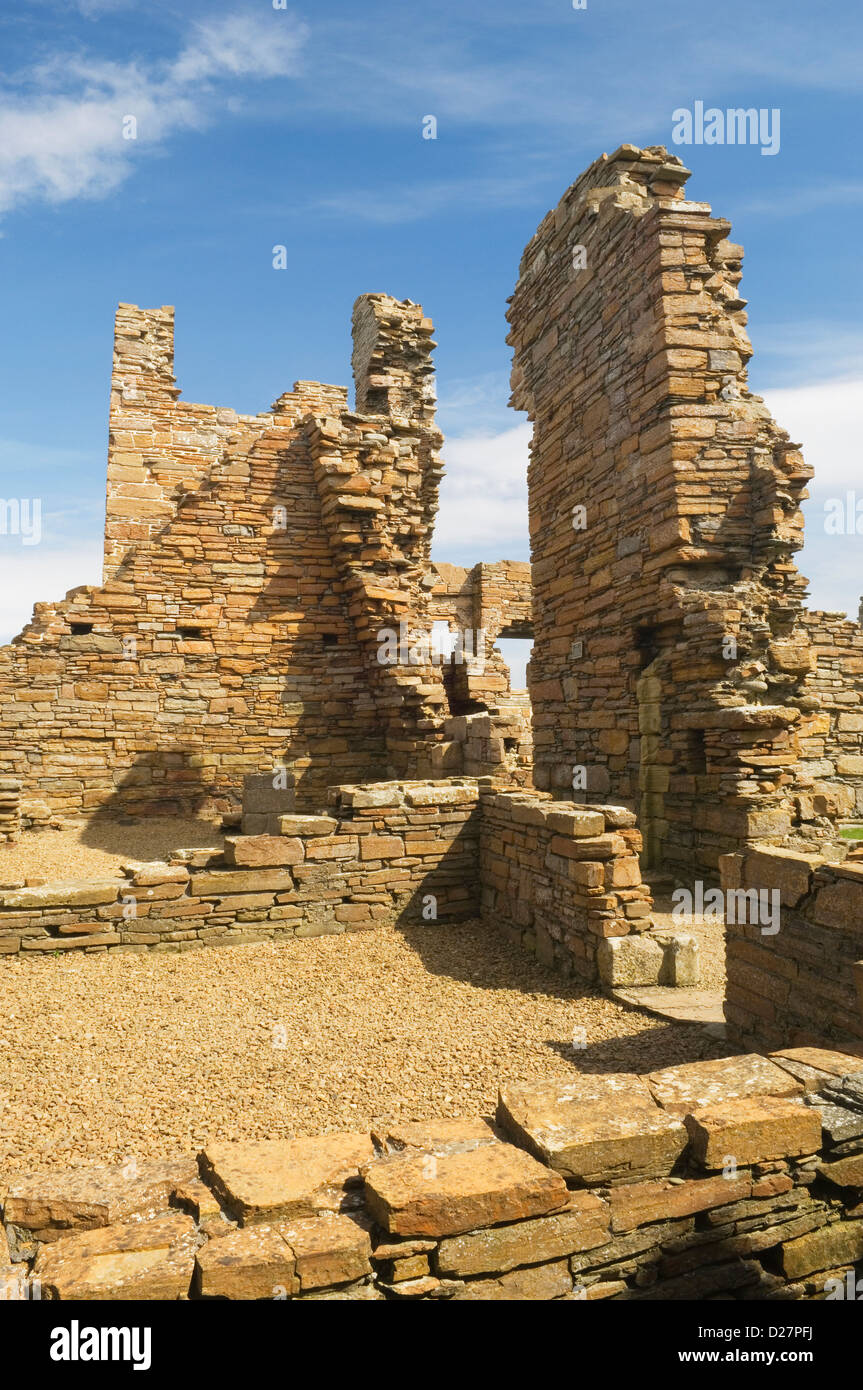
0, 817, 224, 883
0, 920, 729, 1179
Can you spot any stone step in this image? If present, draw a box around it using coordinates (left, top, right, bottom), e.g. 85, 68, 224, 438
611, 985, 725, 1027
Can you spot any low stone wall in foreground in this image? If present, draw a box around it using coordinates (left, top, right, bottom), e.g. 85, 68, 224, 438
4, 1049, 863, 1301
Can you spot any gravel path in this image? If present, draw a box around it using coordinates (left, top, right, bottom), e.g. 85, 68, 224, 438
0, 818, 224, 883
0, 920, 728, 1179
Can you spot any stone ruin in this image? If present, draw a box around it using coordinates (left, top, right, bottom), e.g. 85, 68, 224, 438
0, 293, 532, 826
5, 144, 863, 1301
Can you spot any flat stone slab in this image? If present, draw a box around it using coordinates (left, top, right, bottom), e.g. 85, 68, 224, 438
33, 1211, 197, 1300
780, 1219, 863, 1280
770, 1047, 863, 1091
814, 1072, 863, 1114
3, 1157, 198, 1236
497, 1076, 686, 1185
436, 1193, 610, 1277
608, 1174, 753, 1232
372, 1118, 499, 1156
612, 986, 723, 1025
224, 835, 304, 867
362, 1143, 568, 1238
200, 1133, 375, 1225
683, 1096, 821, 1169
648, 1053, 804, 1115
195, 1212, 371, 1299
816, 1154, 863, 1188
806, 1099, 863, 1145
0, 880, 125, 909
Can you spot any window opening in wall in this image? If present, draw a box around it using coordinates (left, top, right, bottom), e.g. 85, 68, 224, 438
496, 635, 533, 692
177, 626, 204, 639
322, 633, 338, 646
70, 623, 94, 635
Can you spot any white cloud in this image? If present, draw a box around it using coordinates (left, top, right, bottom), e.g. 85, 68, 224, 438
0, 541, 103, 646
763, 378, 863, 494
433, 422, 531, 561
763, 377, 863, 620
0, 13, 308, 217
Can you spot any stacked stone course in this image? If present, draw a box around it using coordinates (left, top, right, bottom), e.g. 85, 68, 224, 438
5, 1048, 863, 1301
0, 780, 654, 971
507, 144, 830, 880
723, 846, 863, 1052
0, 298, 530, 820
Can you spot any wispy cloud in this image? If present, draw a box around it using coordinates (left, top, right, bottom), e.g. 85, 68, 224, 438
0, 12, 307, 217
752, 324, 863, 388
739, 181, 863, 218
309, 172, 550, 225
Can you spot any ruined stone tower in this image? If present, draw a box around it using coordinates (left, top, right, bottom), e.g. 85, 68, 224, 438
507, 144, 831, 878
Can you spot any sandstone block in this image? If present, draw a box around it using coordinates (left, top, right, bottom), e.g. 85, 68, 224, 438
196, 1224, 297, 1299
200, 1133, 375, 1225
452, 1258, 572, 1300
780, 1220, 863, 1279
224, 835, 304, 867
191, 869, 295, 896
3, 1157, 197, 1235
277, 815, 338, 837
362, 1143, 568, 1238
277, 1213, 372, 1292
436, 1194, 609, 1276
609, 1175, 751, 1232
684, 1096, 821, 1168
34, 1211, 197, 1300
497, 1076, 686, 1184
648, 1053, 803, 1115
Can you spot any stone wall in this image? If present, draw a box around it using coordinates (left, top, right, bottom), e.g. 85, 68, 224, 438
5, 1048, 863, 1300
0, 777, 20, 841
479, 789, 651, 981
800, 610, 863, 821
0, 780, 481, 956
508, 144, 828, 880
0, 298, 530, 821
722, 845, 863, 1052
0, 779, 652, 964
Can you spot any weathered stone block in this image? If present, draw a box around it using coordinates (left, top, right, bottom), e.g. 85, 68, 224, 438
648, 1054, 804, 1115
224, 835, 304, 867
684, 1096, 821, 1168
200, 1133, 375, 1225
34, 1211, 197, 1300
362, 1143, 568, 1238
436, 1194, 609, 1276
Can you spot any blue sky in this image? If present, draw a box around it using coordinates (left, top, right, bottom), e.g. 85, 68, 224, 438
1, 0, 862, 657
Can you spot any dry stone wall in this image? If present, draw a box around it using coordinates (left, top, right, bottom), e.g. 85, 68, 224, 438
4, 1049, 863, 1300
799, 610, 863, 820
723, 845, 863, 1052
0, 779, 650, 967
0, 780, 481, 956
508, 144, 829, 881
480, 789, 651, 981
0, 298, 531, 822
